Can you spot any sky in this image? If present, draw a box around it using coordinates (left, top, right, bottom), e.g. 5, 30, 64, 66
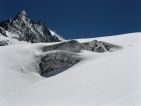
0, 0, 141, 39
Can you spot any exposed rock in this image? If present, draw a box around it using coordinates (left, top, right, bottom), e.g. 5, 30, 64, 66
82, 40, 108, 52
39, 50, 82, 77
94, 42, 107, 52
42, 40, 85, 53
40, 39, 121, 53
0, 27, 7, 37
82, 40, 121, 52
0, 40, 9, 46
0, 10, 61, 45
99, 41, 122, 52
82, 40, 98, 51
50, 30, 65, 41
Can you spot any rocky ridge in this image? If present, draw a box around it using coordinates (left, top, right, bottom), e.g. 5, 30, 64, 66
0, 10, 61, 45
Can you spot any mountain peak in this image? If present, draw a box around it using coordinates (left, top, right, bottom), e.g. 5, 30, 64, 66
0, 10, 62, 44
16, 10, 28, 19
18, 10, 27, 16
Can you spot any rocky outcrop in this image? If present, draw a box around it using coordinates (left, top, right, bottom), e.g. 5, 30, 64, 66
82, 40, 107, 52
82, 40, 121, 52
0, 40, 9, 46
39, 51, 82, 77
99, 41, 122, 52
38, 40, 121, 78
41, 40, 119, 53
82, 40, 98, 51
0, 10, 61, 45
42, 40, 85, 53
94, 42, 107, 52
0, 27, 7, 37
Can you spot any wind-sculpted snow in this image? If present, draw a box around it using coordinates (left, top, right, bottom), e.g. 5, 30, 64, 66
39, 50, 82, 77
0, 35, 121, 78
0, 33, 141, 106
38, 40, 121, 77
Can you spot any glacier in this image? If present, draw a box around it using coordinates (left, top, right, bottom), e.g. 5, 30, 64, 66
0, 32, 141, 106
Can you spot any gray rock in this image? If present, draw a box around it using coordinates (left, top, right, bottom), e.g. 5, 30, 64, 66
82, 40, 121, 52
0, 10, 61, 45
42, 40, 85, 53
0, 40, 9, 46
94, 42, 107, 52
39, 50, 82, 77
41, 39, 121, 53
0, 27, 7, 37
82, 40, 98, 51
99, 41, 122, 52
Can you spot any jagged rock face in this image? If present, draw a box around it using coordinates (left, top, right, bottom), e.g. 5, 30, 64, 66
0, 40, 9, 46
42, 40, 85, 53
0, 27, 7, 37
0, 10, 60, 44
39, 51, 82, 77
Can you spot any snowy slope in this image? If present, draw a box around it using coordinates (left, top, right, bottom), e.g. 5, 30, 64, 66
50, 30, 65, 41
0, 33, 141, 106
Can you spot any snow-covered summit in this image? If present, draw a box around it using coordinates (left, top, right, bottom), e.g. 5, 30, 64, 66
0, 10, 63, 45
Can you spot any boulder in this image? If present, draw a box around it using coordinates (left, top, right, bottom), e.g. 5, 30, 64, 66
39, 50, 82, 77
